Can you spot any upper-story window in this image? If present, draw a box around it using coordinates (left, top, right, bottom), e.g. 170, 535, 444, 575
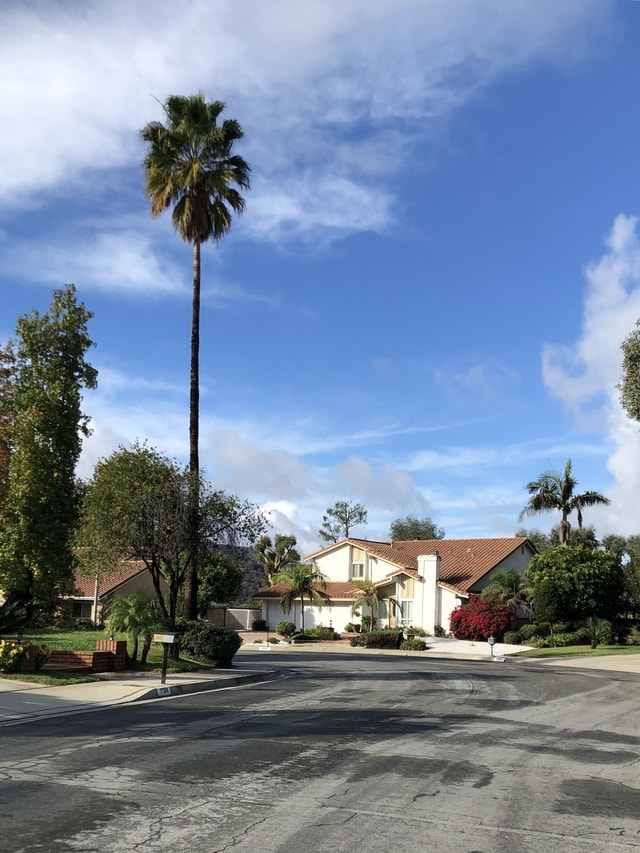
351, 562, 364, 579
351, 547, 365, 579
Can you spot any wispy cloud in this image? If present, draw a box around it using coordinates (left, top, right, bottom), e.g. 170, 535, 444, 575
0, 0, 609, 246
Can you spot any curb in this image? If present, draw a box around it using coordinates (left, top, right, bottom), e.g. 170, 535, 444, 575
132, 669, 284, 701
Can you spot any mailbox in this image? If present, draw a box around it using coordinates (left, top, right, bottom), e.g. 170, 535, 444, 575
153, 633, 179, 644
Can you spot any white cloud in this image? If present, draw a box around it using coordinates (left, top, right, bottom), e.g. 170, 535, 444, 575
331, 455, 429, 513
542, 214, 640, 534
0, 230, 187, 297
0, 0, 609, 245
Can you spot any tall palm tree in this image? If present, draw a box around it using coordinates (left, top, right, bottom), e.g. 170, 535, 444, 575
519, 459, 610, 546
140, 94, 250, 620
278, 563, 328, 632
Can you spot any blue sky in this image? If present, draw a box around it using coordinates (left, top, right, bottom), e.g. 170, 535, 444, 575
3, 0, 640, 555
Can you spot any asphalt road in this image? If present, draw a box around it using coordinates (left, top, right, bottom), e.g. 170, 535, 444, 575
1, 652, 640, 853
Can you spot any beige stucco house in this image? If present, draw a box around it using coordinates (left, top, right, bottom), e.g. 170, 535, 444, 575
258, 537, 535, 634
67, 562, 166, 625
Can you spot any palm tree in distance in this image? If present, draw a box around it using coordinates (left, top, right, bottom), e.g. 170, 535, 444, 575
140, 94, 250, 620
481, 569, 532, 617
519, 459, 610, 546
277, 563, 329, 633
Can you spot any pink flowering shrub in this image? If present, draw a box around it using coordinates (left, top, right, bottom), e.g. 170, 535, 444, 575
449, 596, 512, 641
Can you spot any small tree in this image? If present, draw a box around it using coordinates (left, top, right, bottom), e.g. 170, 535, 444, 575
105, 593, 160, 663
481, 569, 531, 617
254, 534, 300, 585
197, 552, 244, 616
318, 500, 367, 543
389, 515, 444, 541
278, 563, 328, 632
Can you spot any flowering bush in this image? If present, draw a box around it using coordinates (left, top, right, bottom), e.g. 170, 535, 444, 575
449, 597, 512, 642
0, 640, 27, 674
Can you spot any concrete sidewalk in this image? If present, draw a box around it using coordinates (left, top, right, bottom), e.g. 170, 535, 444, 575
0, 664, 282, 728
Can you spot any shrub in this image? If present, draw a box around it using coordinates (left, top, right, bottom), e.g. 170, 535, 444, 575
276, 621, 296, 638
290, 633, 318, 644
626, 625, 640, 646
519, 623, 540, 641
434, 625, 447, 637
0, 640, 26, 673
252, 619, 268, 631
503, 631, 522, 645
585, 617, 613, 649
405, 626, 427, 637
349, 634, 367, 647
31, 644, 52, 670
344, 622, 361, 633
305, 627, 339, 640
449, 597, 512, 642
180, 621, 242, 667
363, 629, 403, 649
400, 639, 428, 651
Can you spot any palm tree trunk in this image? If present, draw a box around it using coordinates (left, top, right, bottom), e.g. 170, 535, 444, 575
300, 595, 305, 632
183, 241, 201, 621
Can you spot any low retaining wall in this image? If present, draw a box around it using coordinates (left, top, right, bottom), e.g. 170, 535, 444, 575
42, 640, 127, 673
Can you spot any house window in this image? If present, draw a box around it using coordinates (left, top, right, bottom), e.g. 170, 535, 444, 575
351, 562, 364, 579
72, 601, 92, 620
399, 600, 413, 626
377, 599, 388, 620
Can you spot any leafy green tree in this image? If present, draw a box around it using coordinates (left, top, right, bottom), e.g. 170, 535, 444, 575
619, 320, 640, 422
77, 443, 265, 628
254, 533, 300, 585
197, 552, 243, 616
601, 534, 640, 616
0, 341, 15, 512
519, 459, 610, 546
0, 285, 97, 615
105, 592, 160, 663
140, 94, 250, 621
278, 563, 328, 632
389, 515, 444, 541
526, 545, 624, 622
318, 500, 368, 543
514, 527, 553, 553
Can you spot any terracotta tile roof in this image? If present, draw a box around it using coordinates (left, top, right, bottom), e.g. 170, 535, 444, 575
309, 537, 532, 597
258, 581, 360, 600
73, 561, 147, 598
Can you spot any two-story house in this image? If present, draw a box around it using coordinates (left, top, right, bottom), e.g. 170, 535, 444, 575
258, 537, 535, 634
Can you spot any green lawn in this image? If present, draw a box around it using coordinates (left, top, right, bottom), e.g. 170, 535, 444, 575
19, 630, 206, 673
515, 644, 640, 659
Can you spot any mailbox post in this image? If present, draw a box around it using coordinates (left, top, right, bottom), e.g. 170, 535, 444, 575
487, 635, 496, 659
153, 633, 179, 685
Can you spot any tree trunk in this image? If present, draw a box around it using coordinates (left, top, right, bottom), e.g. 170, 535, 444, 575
183, 241, 201, 621
300, 595, 305, 632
